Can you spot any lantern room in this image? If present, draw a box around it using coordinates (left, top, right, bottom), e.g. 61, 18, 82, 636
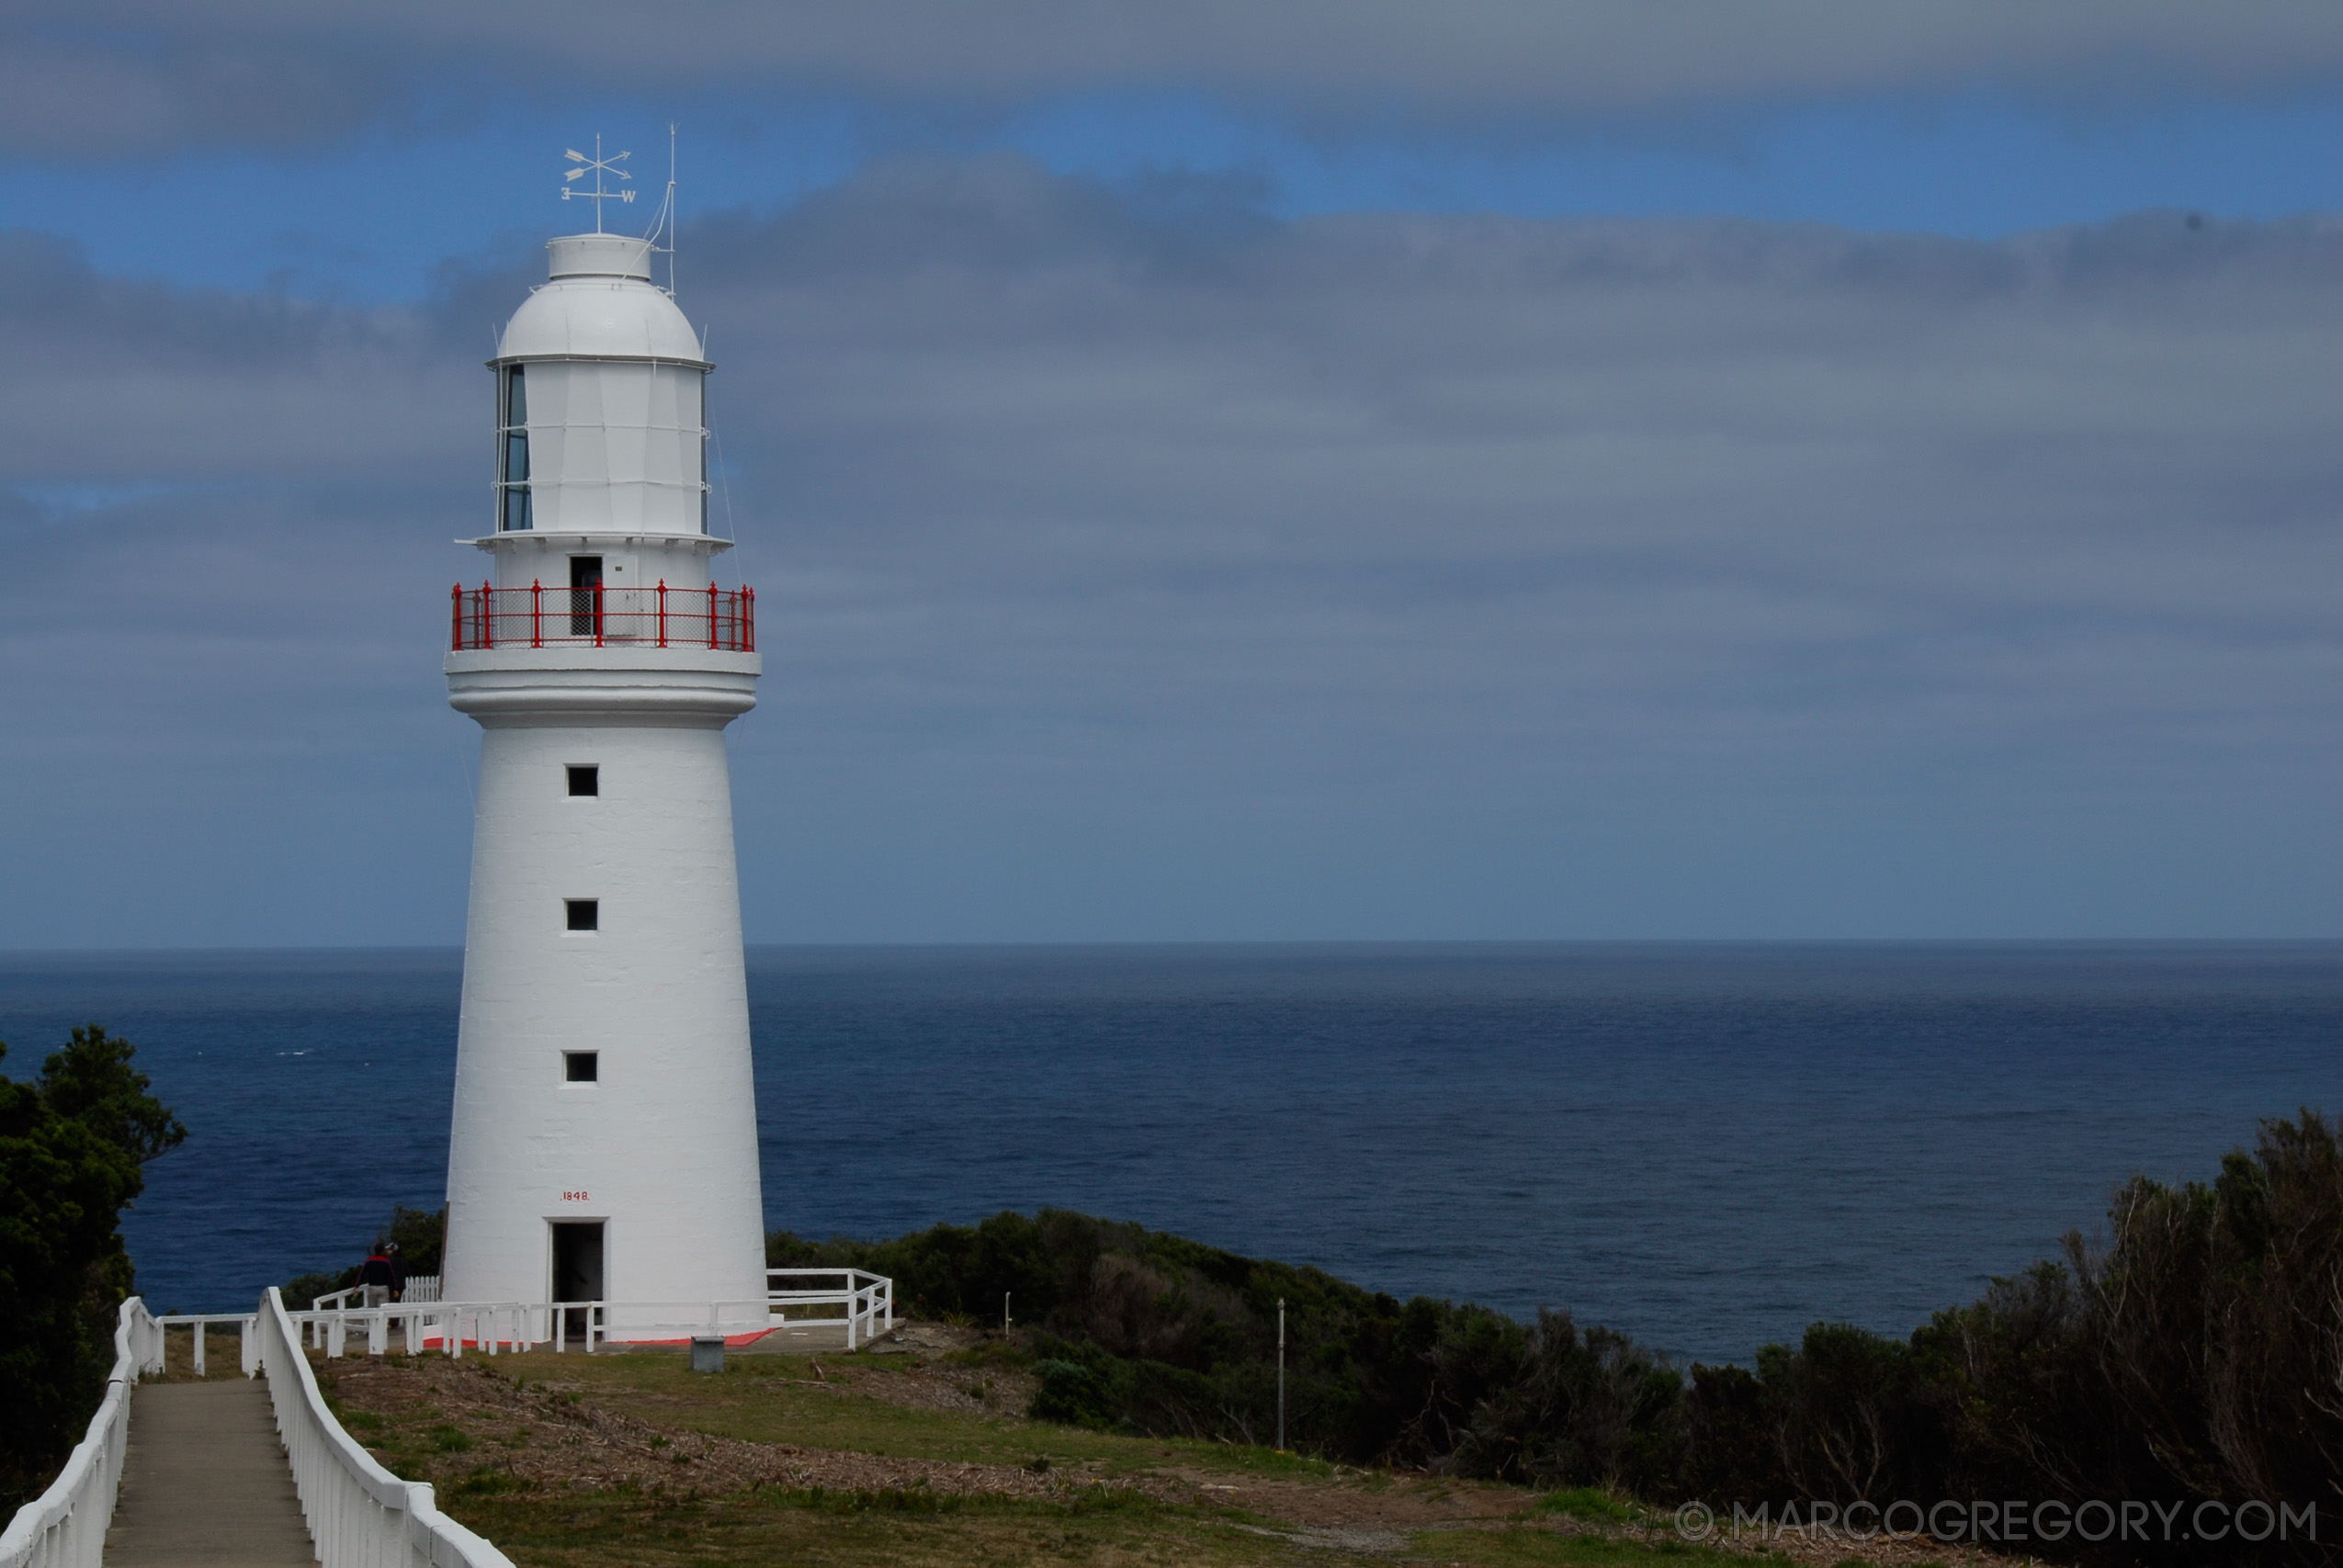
491, 234, 711, 540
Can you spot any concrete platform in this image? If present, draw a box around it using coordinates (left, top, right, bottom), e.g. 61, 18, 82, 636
106, 1379, 313, 1566
737, 1322, 864, 1354
591, 1322, 866, 1354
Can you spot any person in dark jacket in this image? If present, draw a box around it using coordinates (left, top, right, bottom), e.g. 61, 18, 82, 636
357, 1241, 405, 1307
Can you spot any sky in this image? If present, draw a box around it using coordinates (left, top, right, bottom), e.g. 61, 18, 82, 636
3, 3, 2339, 945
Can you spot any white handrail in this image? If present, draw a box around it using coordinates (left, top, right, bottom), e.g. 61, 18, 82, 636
765, 1269, 894, 1349
6, 1291, 522, 1568
280, 1281, 896, 1362
255, 1286, 515, 1568
0, 1296, 158, 1568
152, 1314, 260, 1379
287, 1298, 785, 1359
313, 1274, 441, 1312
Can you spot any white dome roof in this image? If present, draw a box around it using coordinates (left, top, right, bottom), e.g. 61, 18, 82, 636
497, 234, 707, 365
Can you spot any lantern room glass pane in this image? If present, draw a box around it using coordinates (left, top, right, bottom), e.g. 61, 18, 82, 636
499, 367, 532, 531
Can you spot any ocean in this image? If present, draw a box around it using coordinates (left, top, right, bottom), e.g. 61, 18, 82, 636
0, 942, 2334, 1367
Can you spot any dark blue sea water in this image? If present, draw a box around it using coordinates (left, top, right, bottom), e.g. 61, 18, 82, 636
0, 943, 2335, 1366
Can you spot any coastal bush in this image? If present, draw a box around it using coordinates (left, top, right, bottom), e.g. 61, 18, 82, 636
1028, 1358, 1116, 1428
281, 1268, 355, 1308
282, 1202, 446, 1306
1677, 1111, 2343, 1564
0, 1025, 185, 1508
1445, 1313, 1684, 1493
768, 1209, 1647, 1465
388, 1204, 447, 1276
771, 1108, 2343, 1565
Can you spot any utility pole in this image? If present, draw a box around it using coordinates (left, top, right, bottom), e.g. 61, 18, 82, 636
1276, 1298, 1286, 1452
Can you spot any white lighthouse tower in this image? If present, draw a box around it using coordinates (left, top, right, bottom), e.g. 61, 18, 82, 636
438, 158, 767, 1338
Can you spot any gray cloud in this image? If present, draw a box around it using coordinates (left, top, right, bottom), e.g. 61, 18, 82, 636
0, 30, 394, 159
11, 3, 2343, 156
0, 231, 480, 480
3, 160, 2337, 943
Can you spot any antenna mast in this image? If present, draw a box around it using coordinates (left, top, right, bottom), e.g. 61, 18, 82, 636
637, 125, 682, 297
662, 124, 678, 296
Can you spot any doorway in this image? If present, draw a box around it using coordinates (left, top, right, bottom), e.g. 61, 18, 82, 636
551, 1220, 605, 1338
568, 556, 603, 637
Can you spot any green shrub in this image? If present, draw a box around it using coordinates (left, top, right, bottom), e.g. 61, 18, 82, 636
775, 1110, 2343, 1565
281, 1269, 354, 1309
388, 1205, 446, 1277
0, 1026, 184, 1507
280, 1203, 444, 1308
1030, 1358, 1116, 1427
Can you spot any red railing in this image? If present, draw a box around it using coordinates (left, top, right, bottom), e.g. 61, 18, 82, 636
449, 581, 755, 652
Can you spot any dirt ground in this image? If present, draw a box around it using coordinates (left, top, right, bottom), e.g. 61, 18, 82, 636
322, 1350, 1132, 1503
313, 1322, 2041, 1567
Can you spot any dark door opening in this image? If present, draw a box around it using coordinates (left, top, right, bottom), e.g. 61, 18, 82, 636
569, 556, 603, 637
551, 1220, 606, 1338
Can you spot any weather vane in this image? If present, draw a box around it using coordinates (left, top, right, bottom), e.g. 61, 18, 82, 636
560, 135, 635, 232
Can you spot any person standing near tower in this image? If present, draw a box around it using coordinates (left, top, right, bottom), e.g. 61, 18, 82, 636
357, 1240, 404, 1307
437, 146, 768, 1340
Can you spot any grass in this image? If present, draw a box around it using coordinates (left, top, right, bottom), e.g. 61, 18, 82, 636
1537, 1487, 1647, 1524
454, 1489, 1323, 1568
149, 1325, 251, 1382
1417, 1530, 1749, 1564
476, 1348, 1339, 1483
311, 1341, 1769, 1568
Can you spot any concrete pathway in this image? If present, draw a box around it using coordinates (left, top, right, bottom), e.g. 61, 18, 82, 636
737, 1321, 861, 1354
105, 1379, 314, 1567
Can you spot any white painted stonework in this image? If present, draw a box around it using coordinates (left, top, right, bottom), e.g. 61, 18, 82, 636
439, 230, 767, 1337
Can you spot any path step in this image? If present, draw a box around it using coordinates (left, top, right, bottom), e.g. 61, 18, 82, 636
105, 1380, 314, 1567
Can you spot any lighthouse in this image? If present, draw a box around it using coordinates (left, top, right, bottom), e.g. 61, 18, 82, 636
437, 167, 766, 1339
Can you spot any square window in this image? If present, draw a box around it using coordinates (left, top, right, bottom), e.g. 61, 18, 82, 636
565, 899, 598, 932
568, 765, 599, 797
564, 1051, 599, 1083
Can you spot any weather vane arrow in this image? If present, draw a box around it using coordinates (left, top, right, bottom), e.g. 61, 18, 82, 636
560, 134, 635, 232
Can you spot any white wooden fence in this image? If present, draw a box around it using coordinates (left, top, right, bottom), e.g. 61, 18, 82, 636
311, 1274, 440, 1313
254, 1286, 515, 1567
0, 1291, 514, 1568
300, 1300, 545, 1359
767, 1269, 894, 1349
0, 1296, 159, 1568
150, 1310, 259, 1378
290, 1270, 894, 1355
6, 1265, 900, 1568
